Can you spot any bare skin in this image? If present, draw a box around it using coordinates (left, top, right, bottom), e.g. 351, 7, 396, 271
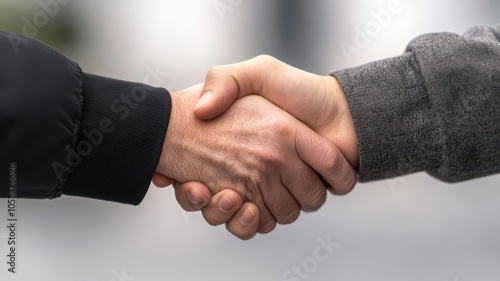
154, 83, 357, 234
164, 56, 359, 239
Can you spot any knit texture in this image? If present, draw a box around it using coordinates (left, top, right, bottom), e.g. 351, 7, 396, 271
332, 25, 500, 182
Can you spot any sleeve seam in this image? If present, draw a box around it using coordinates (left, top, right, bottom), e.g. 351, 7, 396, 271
49, 62, 84, 199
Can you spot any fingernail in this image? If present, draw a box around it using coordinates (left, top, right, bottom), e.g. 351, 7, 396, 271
194, 91, 213, 111
217, 194, 235, 213
239, 207, 255, 225
187, 189, 202, 205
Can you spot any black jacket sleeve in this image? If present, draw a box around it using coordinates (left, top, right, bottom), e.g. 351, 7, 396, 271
0, 31, 171, 205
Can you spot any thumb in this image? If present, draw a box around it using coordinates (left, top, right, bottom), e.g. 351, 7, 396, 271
194, 55, 337, 133
194, 74, 240, 120
194, 55, 272, 120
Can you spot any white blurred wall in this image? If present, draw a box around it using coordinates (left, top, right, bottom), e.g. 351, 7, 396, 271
1, 1, 499, 280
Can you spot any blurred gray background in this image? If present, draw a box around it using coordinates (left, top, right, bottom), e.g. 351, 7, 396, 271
0, 0, 499, 280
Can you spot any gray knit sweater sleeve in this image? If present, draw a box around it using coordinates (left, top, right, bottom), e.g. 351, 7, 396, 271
332, 25, 500, 182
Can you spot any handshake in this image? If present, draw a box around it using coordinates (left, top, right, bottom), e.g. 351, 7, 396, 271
153, 55, 359, 240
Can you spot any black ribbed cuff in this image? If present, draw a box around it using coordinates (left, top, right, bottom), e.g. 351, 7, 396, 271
63, 73, 171, 205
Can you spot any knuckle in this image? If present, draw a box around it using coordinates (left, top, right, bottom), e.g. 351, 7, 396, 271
179, 203, 198, 212
258, 219, 277, 234
320, 149, 343, 176
204, 217, 220, 227
337, 174, 358, 196
255, 204, 277, 234
206, 65, 226, 80
238, 180, 260, 203
256, 129, 290, 164
255, 54, 277, 65
329, 174, 358, 196
259, 149, 286, 167
202, 210, 223, 226
346, 174, 358, 191
249, 147, 287, 177
238, 234, 256, 241
269, 118, 292, 135
226, 224, 255, 241
277, 208, 301, 225
302, 188, 327, 212
175, 195, 195, 212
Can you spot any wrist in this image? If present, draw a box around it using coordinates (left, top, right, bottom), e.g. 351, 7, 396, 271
320, 75, 359, 169
156, 85, 207, 181
156, 91, 185, 179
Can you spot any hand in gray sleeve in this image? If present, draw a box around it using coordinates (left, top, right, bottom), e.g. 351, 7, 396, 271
332, 25, 500, 182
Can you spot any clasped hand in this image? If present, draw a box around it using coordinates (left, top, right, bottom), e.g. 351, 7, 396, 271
152, 55, 359, 239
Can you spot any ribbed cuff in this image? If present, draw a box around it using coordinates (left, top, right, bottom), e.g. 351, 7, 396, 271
63, 73, 171, 205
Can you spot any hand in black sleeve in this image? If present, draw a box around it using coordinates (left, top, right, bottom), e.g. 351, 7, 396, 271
0, 31, 171, 205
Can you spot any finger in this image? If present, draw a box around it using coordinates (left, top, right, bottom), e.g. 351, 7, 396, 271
258, 177, 301, 225
174, 181, 276, 233
281, 158, 327, 212
294, 127, 358, 195
257, 210, 277, 234
248, 196, 277, 234
195, 55, 330, 127
231, 183, 277, 234
152, 172, 175, 187
194, 55, 273, 120
174, 181, 212, 211
226, 202, 260, 240
201, 189, 244, 226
